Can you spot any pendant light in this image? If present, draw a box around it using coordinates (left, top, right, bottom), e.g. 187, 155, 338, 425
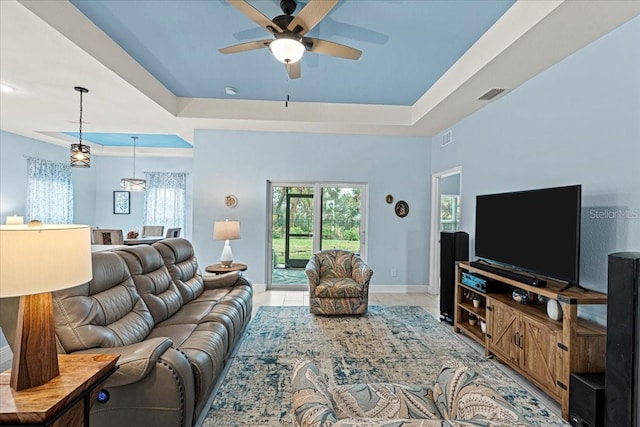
70, 86, 90, 168
120, 136, 146, 191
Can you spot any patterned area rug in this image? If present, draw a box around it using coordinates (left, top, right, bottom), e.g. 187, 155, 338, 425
203, 305, 569, 426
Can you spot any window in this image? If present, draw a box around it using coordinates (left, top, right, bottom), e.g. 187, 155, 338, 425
143, 172, 186, 230
440, 194, 460, 232
26, 157, 73, 223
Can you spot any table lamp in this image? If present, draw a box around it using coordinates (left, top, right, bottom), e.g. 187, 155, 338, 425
0, 222, 92, 391
213, 220, 240, 267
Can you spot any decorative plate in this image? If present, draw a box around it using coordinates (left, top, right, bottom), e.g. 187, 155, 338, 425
385, 194, 394, 204
395, 200, 409, 218
224, 194, 238, 208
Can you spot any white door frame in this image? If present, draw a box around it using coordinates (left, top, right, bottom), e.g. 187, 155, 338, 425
427, 166, 462, 294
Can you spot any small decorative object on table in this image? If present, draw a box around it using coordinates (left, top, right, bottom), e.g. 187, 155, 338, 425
127, 230, 139, 239
512, 288, 530, 304
546, 299, 563, 321
472, 295, 481, 308
480, 320, 487, 334
468, 313, 477, 326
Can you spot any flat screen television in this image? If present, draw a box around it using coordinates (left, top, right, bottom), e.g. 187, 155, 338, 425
474, 184, 581, 286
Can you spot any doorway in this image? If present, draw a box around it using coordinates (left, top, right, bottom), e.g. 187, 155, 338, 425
428, 167, 462, 294
267, 182, 368, 289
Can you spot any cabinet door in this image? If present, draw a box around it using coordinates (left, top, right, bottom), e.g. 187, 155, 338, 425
520, 316, 561, 399
487, 299, 519, 365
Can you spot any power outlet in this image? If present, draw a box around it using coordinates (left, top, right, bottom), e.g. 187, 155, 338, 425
390, 268, 397, 277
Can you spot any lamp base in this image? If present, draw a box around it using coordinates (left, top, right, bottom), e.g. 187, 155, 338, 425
11, 293, 60, 391
219, 260, 233, 267
219, 240, 234, 268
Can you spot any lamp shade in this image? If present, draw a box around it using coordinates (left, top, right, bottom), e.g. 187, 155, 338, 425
269, 37, 305, 64
121, 177, 147, 191
213, 220, 241, 241
0, 224, 92, 298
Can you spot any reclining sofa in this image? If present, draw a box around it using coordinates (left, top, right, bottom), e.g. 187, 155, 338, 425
291, 359, 533, 427
0, 238, 252, 427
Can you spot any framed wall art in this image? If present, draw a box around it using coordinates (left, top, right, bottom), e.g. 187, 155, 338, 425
113, 191, 130, 214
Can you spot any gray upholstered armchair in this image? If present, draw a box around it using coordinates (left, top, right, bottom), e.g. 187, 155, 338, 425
305, 249, 372, 315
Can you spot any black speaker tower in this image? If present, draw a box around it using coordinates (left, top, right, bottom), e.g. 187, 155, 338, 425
605, 252, 640, 427
440, 231, 469, 324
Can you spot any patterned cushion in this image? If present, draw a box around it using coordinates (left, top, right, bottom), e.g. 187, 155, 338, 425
433, 363, 531, 425
315, 278, 364, 298
330, 383, 440, 420
317, 250, 355, 279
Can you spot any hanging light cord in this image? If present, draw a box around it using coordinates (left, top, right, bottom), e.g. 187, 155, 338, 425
131, 136, 138, 178
78, 89, 84, 146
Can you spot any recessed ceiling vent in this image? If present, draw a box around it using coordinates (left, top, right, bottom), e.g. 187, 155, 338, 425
441, 130, 453, 147
478, 88, 507, 101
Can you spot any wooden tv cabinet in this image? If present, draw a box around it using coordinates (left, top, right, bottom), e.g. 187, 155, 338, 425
453, 261, 607, 420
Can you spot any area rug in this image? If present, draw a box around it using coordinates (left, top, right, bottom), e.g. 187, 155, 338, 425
203, 305, 569, 426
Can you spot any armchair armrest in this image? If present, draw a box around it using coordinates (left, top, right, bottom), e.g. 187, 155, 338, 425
351, 258, 373, 286
75, 337, 173, 387
291, 359, 338, 427
203, 270, 251, 289
305, 257, 320, 286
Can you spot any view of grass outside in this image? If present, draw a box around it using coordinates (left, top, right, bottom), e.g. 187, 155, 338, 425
272, 238, 361, 266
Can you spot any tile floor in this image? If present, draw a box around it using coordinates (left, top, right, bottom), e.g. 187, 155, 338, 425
251, 290, 562, 419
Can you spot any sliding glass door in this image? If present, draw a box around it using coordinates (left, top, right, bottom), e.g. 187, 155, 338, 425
268, 182, 367, 289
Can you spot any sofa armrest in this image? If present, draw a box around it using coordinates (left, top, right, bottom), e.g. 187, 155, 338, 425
75, 337, 173, 387
203, 270, 251, 289
351, 258, 373, 286
433, 363, 532, 426
332, 419, 490, 427
291, 359, 338, 427
305, 257, 320, 287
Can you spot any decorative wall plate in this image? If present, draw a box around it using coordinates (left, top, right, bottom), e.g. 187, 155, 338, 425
224, 194, 238, 208
385, 194, 394, 204
395, 200, 409, 218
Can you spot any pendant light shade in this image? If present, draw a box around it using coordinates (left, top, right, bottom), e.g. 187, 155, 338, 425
121, 136, 146, 191
70, 86, 90, 168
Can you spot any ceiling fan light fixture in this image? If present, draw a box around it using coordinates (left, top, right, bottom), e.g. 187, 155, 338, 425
269, 37, 305, 64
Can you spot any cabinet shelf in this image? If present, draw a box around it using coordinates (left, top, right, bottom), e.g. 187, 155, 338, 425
457, 301, 486, 320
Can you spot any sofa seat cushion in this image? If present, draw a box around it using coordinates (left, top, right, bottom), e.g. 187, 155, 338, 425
330, 383, 440, 420
314, 278, 364, 299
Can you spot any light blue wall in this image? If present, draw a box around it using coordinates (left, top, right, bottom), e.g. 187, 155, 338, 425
192, 130, 431, 286
0, 130, 97, 225
92, 155, 194, 238
431, 16, 640, 324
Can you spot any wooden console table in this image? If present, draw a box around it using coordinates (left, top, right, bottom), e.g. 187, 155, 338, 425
0, 354, 119, 426
454, 261, 606, 420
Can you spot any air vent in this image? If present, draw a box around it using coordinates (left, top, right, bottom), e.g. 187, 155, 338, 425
478, 88, 507, 101
441, 130, 453, 147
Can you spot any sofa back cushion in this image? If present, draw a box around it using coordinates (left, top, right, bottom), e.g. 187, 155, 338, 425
53, 251, 155, 353
154, 238, 204, 303
117, 245, 184, 323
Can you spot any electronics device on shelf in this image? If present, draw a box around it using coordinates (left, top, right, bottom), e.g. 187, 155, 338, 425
461, 271, 508, 293
474, 184, 581, 288
469, 260, 547, 287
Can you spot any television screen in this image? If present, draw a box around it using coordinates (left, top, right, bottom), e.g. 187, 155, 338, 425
475, 185, 581, 285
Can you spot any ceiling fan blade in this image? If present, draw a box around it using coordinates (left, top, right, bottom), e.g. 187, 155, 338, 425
306, 38, 362, 60
227, 0, 282, 33
219, 39, 271, 54
286, 61, 301, 79
287, 0, 338, 35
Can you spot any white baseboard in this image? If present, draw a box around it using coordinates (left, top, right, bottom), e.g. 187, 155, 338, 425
370, 284, 436, 294
253, 283, 267, 293
0, 345, 12, 372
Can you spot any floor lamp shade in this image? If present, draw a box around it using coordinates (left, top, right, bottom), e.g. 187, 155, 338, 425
213, 220, 240, 267
0, 224, 92, 390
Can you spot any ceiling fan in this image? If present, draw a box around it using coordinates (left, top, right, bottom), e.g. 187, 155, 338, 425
219, 0, 362, 79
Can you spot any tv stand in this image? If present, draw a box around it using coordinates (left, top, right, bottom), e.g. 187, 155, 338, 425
469, 260, 547, 287
558, 283, 590, 292
454, 261, 607, 421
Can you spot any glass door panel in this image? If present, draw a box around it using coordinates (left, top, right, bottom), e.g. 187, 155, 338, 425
320, 187, 362, 255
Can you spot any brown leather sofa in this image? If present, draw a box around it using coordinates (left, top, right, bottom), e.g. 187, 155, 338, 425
0, 238, 252, 427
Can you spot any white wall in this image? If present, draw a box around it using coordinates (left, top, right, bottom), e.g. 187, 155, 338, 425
431, 16, 640, 325
192, 130, 431, 287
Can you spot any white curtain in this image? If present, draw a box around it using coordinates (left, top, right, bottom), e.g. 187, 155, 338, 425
26, 157, 74, 224
143, 172, 186, 230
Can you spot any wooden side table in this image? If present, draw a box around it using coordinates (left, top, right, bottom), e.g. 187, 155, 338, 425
205, 263, 247, 274
0, 354, 119, 426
